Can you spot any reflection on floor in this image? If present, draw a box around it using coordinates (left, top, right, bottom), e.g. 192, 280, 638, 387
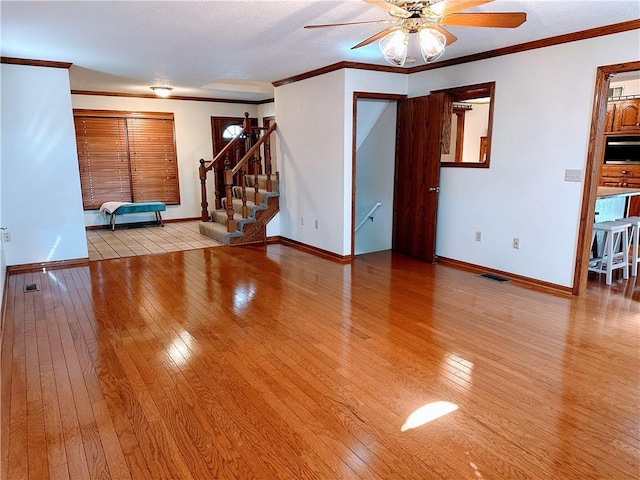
587, 270, 640, 302
86, 220, 222, 261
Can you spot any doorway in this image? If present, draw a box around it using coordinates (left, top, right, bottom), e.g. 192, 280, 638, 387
351, 93, 405, 257
575, 61, 640, 295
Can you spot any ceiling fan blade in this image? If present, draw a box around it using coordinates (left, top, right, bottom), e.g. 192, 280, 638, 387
351, 26, 401, 50
363, 0, 411, 18
440, 12, 527, 28
304, 19, 394, 29
431, 25, 458, 46
427, 0, 494, 16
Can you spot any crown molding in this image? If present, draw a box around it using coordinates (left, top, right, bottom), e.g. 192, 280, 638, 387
71, 90, 271, 105
273, 61, 404, 87
407, 18, 640, 74
273, 19, 640, 87
1, 56, 72, 69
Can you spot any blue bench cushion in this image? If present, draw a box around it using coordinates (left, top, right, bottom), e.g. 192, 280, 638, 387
115, 202, 166, 215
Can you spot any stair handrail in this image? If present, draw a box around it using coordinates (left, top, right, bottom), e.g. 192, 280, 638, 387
231, 122, 277, 177
199, 113, 253, 221
355, 202, 383, 233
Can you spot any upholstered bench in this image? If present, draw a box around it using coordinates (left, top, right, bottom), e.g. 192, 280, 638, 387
100, 202, 166, 231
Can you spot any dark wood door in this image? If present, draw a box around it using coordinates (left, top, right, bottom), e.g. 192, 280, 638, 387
393, 93, 445, 262
211, 116, 257, 206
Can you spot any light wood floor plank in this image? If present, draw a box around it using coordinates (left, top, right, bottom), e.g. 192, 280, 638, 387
1, 245, 638, 479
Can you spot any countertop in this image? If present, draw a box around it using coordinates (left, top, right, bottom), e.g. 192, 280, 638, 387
596, 186, 640, 199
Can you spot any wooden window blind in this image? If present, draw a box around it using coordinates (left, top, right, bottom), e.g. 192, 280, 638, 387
127, 118, 179, 203
75, 116, 131, 209
73, 110, 180, 210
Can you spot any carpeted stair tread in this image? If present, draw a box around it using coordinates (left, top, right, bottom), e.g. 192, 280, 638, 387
245, 175, 279, 192
199, 221, 242, 246
231, 186, 279, 204
210, 209, 256, 227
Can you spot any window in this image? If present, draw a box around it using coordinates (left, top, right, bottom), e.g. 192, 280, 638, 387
74, 110, 180, 210
222, 124, 243, 140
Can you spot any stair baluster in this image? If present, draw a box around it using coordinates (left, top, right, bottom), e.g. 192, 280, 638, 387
253, 147, 261, 205
263, 131, 272, 192
224, 156, 236, 232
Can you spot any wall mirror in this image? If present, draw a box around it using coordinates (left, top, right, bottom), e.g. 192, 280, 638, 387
438, 81, 495, 168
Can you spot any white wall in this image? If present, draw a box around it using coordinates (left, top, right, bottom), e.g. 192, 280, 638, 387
275, 69, 406, 255
72, 94, 259, 226
275, 70, 347, 253
1, 63, 88, 266
355, 100, 396, 255
408, 29, 640, 287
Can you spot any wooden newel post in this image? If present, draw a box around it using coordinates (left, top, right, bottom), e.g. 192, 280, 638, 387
199, 159, 209, 222
224, 157, 236, 232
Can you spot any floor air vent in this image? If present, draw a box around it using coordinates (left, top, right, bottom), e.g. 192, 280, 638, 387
477, 273, 510, 283
24, 283, 40, 293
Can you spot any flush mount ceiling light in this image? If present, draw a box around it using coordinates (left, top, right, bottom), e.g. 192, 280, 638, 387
150, 86, 173, 98
304, 0, 526, 67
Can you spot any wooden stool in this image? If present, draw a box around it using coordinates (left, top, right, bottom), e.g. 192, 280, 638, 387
616, 216, 640, 277
589, 221, 631, 285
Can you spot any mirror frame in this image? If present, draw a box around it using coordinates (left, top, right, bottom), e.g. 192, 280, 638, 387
436, 81, 495, 168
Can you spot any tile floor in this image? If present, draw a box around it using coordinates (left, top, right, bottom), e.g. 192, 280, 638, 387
86, 220, 223, 261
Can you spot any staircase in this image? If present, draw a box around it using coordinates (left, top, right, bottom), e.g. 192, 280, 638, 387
198, 113, 278, 246
199, 174, 279, 245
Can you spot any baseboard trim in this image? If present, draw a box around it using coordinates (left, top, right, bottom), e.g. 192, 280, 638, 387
85, 217, 201, 231
437, 256, 573, 296
278, 237, 352, 264
0, 264, 8, 353
266, 236, 282, 245
7, 257, 90, 274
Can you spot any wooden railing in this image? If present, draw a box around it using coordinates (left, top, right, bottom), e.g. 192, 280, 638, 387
199, 113, 277, 231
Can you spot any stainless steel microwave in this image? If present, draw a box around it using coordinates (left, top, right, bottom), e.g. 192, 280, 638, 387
604, 136, 640, 165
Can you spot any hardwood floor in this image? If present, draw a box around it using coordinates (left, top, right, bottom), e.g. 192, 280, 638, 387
1, 245, 638, 479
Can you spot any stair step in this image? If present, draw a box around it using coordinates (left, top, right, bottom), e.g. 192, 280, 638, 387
199, 221, 242, 246
245, 175, 279, 193
210, 210, 256, 228
222, 197, 266, 217
231, 186, 279, 204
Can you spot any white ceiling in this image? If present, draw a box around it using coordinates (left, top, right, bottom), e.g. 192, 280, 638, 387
2, 0, 639, 101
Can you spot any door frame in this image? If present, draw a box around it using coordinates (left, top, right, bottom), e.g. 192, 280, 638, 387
573, 60, 640, 295
351, 92, 407, 258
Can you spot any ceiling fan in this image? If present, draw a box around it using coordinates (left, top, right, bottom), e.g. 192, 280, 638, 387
304, 0, 527, 66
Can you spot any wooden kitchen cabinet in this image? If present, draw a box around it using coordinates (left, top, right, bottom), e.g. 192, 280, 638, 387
606, 98, 640, 134
599, 164, 640, 187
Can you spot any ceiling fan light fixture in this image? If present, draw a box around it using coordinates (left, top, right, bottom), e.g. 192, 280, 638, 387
150, 86, 173, 98
418, 26, 446, 63
379, 29, 409, 66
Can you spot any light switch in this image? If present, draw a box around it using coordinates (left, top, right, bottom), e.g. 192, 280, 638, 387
564, 169, 583, 182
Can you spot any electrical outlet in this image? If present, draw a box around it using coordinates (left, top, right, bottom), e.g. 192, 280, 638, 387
2, 232, 10, 242
475, 231, 482, 242
513, 237, 520, 249
315, 219, 319, 230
